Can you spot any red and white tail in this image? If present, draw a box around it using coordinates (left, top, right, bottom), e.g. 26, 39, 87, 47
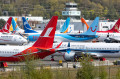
32, 16, 58, 49
108, 18, 120, 32
0, 17, 12, 33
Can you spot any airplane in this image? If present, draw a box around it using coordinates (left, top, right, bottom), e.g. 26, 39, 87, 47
0, 33, 27, 45
0, 17, 12, 33
27, 17, 99, 42
0, 16, 62, 68
10, 18, 24, 34
96, 18, 120, 42
50, 42, 120, 61
80, 17, 120, 43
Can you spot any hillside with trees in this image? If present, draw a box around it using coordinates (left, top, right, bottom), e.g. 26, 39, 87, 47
0, 0, 120, 19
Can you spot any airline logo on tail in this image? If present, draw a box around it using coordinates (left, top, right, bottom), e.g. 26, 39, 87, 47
44, 27, 53, 37
24, 21, 28, 26
91, 26, 97, 32
114, 24, 119, 32
4, 23, 9, 30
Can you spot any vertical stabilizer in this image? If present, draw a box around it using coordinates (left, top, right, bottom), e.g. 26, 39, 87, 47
60, 17, 70, 33
108, 18, 120, 32
82, 17, 99, 35
0, 17, 12, 33
32, 16, 58, 49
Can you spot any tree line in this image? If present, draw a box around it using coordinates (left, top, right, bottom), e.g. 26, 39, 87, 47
0, 0, 119, 20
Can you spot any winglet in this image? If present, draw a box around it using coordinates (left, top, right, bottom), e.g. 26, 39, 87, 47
32, 16, 58, 49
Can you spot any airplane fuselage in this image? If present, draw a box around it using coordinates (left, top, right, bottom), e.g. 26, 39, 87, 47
27, 33, 98, 42
53, 42, 120, 58
0, 46, 55, 62
97, 32, 120, 42
0, 34, 27, 45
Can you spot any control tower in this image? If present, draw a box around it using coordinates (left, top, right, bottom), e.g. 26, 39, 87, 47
62, 2, 81, 19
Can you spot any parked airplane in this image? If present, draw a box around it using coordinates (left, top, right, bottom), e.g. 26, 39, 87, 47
27, 17, 99, 42
51, 42, 120, 61
80, 17, 120, 42
0, 16, 61, 68
0, 33, 27, 45
97, 18, 120, 42
0, 17, 12, 33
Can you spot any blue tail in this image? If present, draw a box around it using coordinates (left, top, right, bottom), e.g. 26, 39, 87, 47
82, 17, 99, 35
22, 17, 38, 33
60, 17, 70, 33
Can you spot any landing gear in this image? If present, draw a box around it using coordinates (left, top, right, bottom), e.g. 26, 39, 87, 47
0, 62, 8, 72
51, 56, 55, 61
99, 57, 106, 61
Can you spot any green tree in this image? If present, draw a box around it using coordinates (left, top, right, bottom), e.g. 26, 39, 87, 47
0, 19, 6, 29
30, 5, 46, 16
76, 55, 97, 79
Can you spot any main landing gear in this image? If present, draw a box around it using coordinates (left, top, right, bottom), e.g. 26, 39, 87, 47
51, 56, 55, 61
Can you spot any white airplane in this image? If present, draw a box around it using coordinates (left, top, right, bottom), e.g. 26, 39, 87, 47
0, 33, 27, 45
0, 16, 61, 68
51, 42, 120, 61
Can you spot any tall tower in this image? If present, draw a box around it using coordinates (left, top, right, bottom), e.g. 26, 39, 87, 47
62, 2, 81, 19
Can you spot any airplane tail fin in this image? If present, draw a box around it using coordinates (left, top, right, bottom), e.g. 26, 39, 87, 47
108, 18, 120, 32
82, 17, 99, 35
32, 16, 58, 49
22, 17, 38, 33
60, 17, 70, 33
81, 17, 89, 30
0, 17, 12, 33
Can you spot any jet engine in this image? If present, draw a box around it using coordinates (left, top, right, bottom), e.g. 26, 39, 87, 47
63, 51, 76, 61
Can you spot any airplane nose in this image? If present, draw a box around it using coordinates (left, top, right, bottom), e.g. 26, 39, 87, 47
22, 39, 27, 44
24, 39, 28, 43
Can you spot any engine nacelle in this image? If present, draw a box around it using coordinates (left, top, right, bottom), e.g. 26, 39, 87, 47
63, 51, 75, 61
